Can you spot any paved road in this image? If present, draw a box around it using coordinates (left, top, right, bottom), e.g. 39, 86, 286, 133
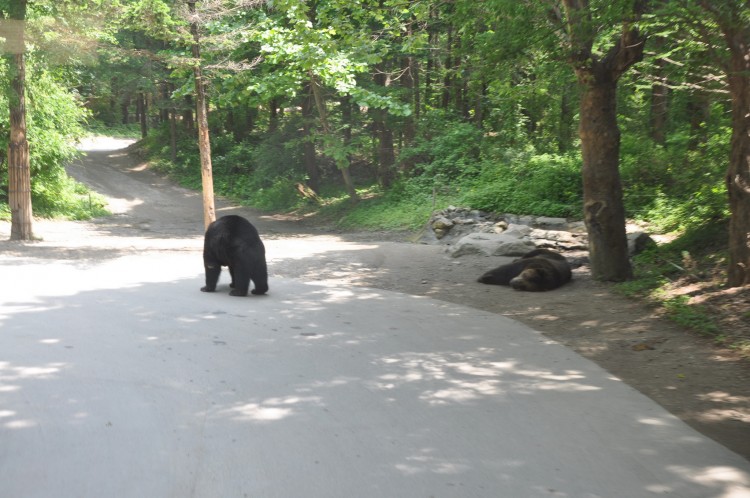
2, 140, 750, 497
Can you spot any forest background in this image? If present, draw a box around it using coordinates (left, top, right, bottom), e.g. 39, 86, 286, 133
1, 1, 748, 350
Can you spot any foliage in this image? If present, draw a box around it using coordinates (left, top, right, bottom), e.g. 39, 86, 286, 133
0, 56, 97, 219
460, 149, 583, 218
615, 222, 728, 337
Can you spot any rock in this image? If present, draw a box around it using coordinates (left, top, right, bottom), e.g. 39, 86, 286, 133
448, 233, 537, 258
529, 228, 588, 250
628, 231, 656, 256
431, 216, 454, 230
535, 217, 569, 229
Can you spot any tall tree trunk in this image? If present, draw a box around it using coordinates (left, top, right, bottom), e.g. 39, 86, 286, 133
188, 0, 216, 229
650, 55, 668, 145
309, 74, 358, 201
702, 2, 750, 287
558, 83, 575, 153
6, 0, 32, 240
442, 24, 453, 109
686, 90, 710, 150
137, 92, 148, 139
121, 94, 131, 125
578, 80, 632, 281
560, 0, 646, 281
301, 86, 321, 192
269, 98, 279, 133
373, 62, 396, 188
725, 65, 750, 286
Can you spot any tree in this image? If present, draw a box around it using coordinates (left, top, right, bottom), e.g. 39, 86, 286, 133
697, 0, 750, 286
553, 0, 647, 281
187, 0, 216, 229
3, 0, 33, 240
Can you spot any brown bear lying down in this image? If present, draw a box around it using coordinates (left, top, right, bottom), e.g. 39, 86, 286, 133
477, 248, 572, 291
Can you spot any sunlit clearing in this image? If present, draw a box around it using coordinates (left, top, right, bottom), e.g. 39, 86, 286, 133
75, 137, 135, 151
106, 197, 144, 215
265, 238, 378, 262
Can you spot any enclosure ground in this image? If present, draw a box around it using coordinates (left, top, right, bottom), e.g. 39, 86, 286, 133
1, 137, 748, 461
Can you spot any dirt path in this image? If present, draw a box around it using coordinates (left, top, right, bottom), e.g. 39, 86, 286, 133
3, 137, 750, 461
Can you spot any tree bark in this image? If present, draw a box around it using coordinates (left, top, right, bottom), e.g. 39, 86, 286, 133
301, 86, 321, 193
561, 0, 646, 281
579, 79, 632, 281
6, 0, 33, 240
309, 74, 358, 201
373, 62, 396, 188
721, 18, 750, 286
188, 0, 216, 229
137, 92, 148, 139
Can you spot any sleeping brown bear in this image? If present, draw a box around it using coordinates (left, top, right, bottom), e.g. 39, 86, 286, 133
477, 248, 572, 291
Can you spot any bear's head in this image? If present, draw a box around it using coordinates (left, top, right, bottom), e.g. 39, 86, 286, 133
510, 268, 549, 292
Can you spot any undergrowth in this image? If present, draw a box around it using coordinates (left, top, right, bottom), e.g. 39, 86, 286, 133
615, 222, 749, 355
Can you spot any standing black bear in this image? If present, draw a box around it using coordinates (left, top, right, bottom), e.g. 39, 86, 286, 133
201, 215, 269, 296
477, 248, 572, 291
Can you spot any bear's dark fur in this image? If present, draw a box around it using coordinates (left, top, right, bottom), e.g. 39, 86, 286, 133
477, 248, 571, 292
201, 215, 269, 296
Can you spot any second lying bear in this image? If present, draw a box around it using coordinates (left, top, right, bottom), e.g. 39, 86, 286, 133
477, 248, 572, 291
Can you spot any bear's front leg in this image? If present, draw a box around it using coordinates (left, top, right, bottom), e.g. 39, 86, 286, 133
201, 264, 221, 292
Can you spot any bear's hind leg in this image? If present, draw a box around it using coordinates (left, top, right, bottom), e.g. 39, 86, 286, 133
228, 266, 251, 296
250, 261, 269, 295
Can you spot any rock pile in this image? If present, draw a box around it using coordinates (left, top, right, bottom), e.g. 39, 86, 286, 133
420, 206, 654, 259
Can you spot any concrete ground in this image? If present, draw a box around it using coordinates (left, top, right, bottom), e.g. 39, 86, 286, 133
2, 252, 750, 497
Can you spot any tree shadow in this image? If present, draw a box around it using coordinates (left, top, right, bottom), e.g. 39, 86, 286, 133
1, 268, 748, 497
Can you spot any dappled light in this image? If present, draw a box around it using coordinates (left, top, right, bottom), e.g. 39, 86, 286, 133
1, 264, 749, 496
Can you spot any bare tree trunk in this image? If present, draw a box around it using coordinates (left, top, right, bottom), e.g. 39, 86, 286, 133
309, 74, 358, 201
188, 0, 216, 229
697, 1, 750, 286
725, 66, 750, 286
373, 62, 396, 188
6, 0, 32, 240
650, 56, 668, 145
719, 22, 750, 286
579, 80, 632, 281
560, 0, 646, 281
301, 86, 321, 193
137, 92, 148, 139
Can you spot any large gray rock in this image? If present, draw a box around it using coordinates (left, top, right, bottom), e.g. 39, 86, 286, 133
448, 232, 536, 258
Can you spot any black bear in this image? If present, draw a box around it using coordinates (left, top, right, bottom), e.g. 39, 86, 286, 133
201, 215, 269, 296
477, 248, 571, 291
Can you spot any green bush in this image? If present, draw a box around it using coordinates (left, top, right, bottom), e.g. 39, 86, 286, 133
0, 61, 102, 220
460, 151, 582, 217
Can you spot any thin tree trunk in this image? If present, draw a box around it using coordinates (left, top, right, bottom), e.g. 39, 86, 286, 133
137, 92, 148, 138
650, 55, 668, 145
309, 74, 358, 200
301, 86, 320, 192
269, 98, 279, 133
373, 62, 396, 188
189, 0, 216, 229
6, 0, 32, 240
121, 94, 130, 125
